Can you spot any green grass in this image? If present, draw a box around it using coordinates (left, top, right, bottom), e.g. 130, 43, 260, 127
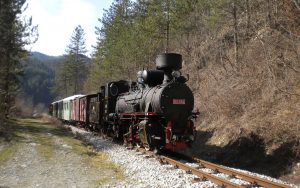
0, 120, 19, 163
95, 176, 111, 185
0, 144, 18, 164
0, 118, 125, 186
16, 119, 57, 160
61, 134, 125, 185
20, 118, 125, 185
31, 133, 54, 160
0, 118, 60, 160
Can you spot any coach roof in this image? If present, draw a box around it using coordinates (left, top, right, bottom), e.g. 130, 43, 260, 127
62, 94, 85, 102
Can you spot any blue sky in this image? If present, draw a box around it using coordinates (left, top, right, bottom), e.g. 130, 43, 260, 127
24, 0, 114, 56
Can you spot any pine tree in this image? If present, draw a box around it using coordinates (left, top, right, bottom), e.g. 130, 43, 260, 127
54, 25, 87, 96
0, 0, 38, 119
52, 55, 72, 98
85, 0, 168, 92
66, 25, 87, 94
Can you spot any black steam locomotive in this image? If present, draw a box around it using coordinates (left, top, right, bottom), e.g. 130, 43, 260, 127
50, 53, 197, 151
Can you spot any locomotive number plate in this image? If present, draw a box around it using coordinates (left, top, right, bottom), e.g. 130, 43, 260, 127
173, 99, 185, 104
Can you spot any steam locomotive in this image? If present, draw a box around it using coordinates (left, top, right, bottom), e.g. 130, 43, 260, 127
50, 53, 197, 151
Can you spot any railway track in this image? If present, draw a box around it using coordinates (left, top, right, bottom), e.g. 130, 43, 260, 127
136, 147, 291, 188
67, 124, 292, 188
191, 157, 290, 188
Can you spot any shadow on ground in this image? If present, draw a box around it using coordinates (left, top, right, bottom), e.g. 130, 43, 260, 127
184, 130, 299, 179
0, 119, 78, 145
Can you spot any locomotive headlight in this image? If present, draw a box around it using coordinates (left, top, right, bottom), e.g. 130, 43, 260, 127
189, 135, 194, 141
172, 70, 181, 78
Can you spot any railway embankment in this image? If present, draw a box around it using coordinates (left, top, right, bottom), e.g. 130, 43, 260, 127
65, 122, 298, 188
0, 118, 124, 188
0, 118, 298, 187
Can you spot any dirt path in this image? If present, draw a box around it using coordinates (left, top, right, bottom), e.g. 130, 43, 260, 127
0, 118, 124, 188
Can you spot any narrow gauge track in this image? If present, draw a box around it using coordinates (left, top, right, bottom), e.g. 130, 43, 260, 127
191, 157, 290, 188
135, 148, 291, 188
67, 124, 291, 188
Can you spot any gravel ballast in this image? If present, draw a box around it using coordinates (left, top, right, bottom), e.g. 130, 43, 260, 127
69, 125, 298, 188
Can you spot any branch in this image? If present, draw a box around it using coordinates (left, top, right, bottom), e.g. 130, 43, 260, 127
0, 89, 6, 94
279, 24, 300, 38
292, 0, 300, 11
286, 64, 300, 73
277, 87, 300, 96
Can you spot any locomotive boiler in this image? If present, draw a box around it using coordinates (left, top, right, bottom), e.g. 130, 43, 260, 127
114, 53, 196, 150
50, 53, 197, 151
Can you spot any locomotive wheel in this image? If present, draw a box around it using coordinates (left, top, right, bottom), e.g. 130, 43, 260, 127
114, 129, 121, 139
145, 132, 155, 151
144, 144, 153, 151
101, 127, 108, 137
153, 147, 161, 154
123, 138, 128, 147
144, 145, 160, 153
136, 142, 143, 148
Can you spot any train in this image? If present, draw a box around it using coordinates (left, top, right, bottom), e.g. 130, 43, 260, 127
49, 53, 197, 151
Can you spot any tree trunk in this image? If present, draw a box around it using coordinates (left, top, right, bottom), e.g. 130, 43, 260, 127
266, 0, 272, 27
4, 53, 10, 118
246, 0, 251, 37
232, 0, 239, 65
64, 75, 68, 97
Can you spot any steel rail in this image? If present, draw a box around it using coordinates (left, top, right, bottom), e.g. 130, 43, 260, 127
135, 148, 243, 188
136, 148, 291, 188
192, 157, 291, 188
67, 126, 291, 188
159, 155, 245, 188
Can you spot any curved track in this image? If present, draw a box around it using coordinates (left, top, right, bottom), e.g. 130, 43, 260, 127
68, 124, 291, 188
136, 147, 291, 188
192, 157, 290, 188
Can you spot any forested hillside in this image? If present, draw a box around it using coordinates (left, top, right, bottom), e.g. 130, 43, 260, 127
85, 0, 300, 177
18, 52, 58, 106
16, 51, 90, 116
14, 52, 60, 116
30, 52, 62, 62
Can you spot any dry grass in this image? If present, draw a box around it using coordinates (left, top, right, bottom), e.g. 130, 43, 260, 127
91, 152, 125, 186
56, 124, 125, 185
61, 134, 125, 185
185, 26, 300, 157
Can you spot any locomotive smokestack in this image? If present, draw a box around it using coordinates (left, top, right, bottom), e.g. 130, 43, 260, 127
155, 53, 182, 83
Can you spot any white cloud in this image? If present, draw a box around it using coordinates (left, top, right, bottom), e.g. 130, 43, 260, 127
25, 0, 101, 56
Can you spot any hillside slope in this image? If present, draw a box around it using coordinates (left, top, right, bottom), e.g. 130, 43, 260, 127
188, 28, 299, 149
17, 52, 92, 115
181, 8, 300, 184
29, 52, 62, 62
